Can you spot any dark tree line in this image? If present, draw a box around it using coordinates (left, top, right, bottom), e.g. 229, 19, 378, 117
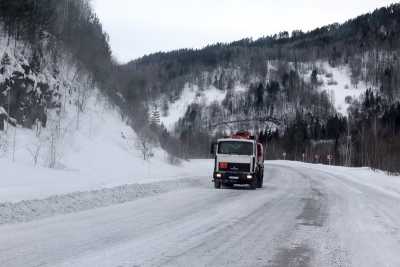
262, 89, 400, 174
116, 2, 400, 108
0, 0, 119, 129
112, 3, 400, 173
348, 90, 400, 172
2, 1, 400, 173
172, 62, 336, 158
0, 0, 114, 88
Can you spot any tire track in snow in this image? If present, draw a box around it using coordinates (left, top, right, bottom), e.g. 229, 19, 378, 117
267, 165, 350, 267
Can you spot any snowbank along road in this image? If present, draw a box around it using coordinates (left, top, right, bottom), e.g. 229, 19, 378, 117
1, 161, 400, 267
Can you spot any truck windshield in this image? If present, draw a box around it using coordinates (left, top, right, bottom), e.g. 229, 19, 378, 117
218, 141, 253, 156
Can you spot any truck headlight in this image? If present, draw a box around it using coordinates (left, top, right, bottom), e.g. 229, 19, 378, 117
216, 173, 222, 178
246, 175, 253, 179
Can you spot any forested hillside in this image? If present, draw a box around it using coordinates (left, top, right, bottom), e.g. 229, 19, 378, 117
0, 0, 137, 170
1, 1, 400, 173
0, 0, 116, 129
110, 3, 400, 173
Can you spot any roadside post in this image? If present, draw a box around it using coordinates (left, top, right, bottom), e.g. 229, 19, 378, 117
327, 154, 332, 165
315, 154, 320, 163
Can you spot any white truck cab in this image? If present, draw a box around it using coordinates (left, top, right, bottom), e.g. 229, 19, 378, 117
211, 132, 264, 189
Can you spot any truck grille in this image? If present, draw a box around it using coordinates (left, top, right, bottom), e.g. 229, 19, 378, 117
227, 163, 250, 172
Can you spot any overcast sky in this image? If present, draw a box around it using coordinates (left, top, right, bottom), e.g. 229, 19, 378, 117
92, 0, 396, 63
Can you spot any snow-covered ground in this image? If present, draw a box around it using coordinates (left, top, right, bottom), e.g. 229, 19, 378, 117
317, 62, 371, 115
0, 90, 213, 223
1, 93, 213, 206
0, 156, 211, 204
0, 30, 215, 205
2, 28, 399, 266
273, 160, 400, 199
160, 84, 226, 130
1, 161, 400, 267
0, 87, 214, 202
296, 60, 372, 115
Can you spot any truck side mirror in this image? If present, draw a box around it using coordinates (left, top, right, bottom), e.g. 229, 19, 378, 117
210, 143, 216, 155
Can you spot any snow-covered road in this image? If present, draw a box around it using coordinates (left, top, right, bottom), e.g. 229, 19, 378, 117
1, 162, 400, 267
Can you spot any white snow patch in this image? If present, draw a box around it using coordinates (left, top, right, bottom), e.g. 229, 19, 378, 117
0, 30, 214, 205
160, 84, 226, 130
0, 101, 213, 203
270, 160, 400, 198
319, 62, 371, 115
234, 82, 248, 93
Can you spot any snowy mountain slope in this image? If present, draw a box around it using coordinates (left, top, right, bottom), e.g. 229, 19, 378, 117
155, 58, 376, 134
302, 61, 374, 115
119, 3, 400, 162
160, 83, 227, 130
271, 60, 375, 116
0, 92, 210, 200
0, 30, 211, 205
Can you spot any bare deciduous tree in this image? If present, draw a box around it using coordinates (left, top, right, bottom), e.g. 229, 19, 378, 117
135, 128, 156, 161
26, 120, 45, 166
75, 77, 91, 130
27, 139, 43, 166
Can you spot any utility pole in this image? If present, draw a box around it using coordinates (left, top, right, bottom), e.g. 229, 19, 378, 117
327, 154, 332, 165
315, 154, 320, 164
12, 125, 16, 162
6, 86, 10, 133
374, 114, 377, 168
345, 116, 352, 167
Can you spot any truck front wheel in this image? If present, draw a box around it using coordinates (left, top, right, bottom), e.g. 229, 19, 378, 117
214, 180, 222, 189
257, 170, 264, 188
249, 178, 257, 190
257, 176, 263, 188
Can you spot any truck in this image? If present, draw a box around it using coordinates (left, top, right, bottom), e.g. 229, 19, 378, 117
210, 131, 264, 190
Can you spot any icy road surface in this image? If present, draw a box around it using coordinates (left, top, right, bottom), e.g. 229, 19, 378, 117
1, 162, 400, 267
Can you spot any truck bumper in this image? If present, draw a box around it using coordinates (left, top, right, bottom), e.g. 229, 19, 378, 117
213, 172, 256, 185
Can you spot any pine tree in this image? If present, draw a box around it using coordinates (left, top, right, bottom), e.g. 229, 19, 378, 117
150, 105, 161, 126
0, 53, 11, 75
